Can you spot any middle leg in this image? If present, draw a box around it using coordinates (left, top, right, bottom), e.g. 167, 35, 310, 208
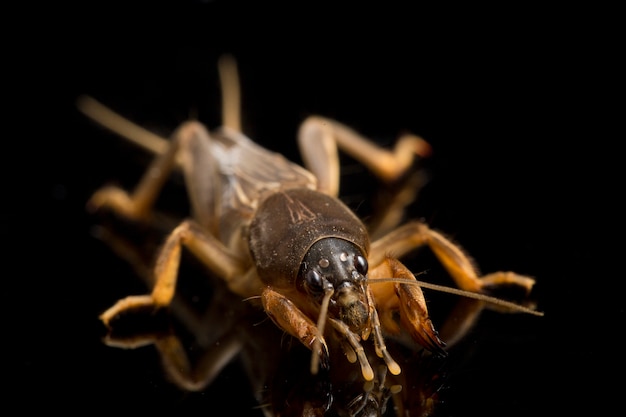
369, 221, 536, 295
100, 219, 253, 327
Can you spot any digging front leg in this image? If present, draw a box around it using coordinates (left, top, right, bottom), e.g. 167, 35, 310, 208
100, 219, 250, 327
261, 287, 330, 371
263, 286, 380, 381
369, 258, 446, 355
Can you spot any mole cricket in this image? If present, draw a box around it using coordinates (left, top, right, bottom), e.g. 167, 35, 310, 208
80, 55, 542, 382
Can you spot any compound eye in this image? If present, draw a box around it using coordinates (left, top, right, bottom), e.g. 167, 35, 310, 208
354, 255, 368, 275
305, 269, 324, 295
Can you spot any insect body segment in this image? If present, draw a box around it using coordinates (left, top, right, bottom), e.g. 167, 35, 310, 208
83, 56, 539, 383
249, 188, 369, 288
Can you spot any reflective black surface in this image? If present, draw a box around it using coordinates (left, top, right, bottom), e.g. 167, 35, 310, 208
19, 2, 620, 415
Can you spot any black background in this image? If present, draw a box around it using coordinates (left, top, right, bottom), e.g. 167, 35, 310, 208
11, 1, 621, 415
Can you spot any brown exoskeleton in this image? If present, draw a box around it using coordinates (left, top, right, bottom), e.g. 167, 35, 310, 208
80, 55, 542, 382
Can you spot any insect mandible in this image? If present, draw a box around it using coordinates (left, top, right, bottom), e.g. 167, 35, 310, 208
80, 55, 542, 381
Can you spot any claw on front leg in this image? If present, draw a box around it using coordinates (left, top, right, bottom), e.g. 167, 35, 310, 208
369, 257, 447, 356
308, 335, 330, 372
391, 266, 447, 356
261, 287, 330, 372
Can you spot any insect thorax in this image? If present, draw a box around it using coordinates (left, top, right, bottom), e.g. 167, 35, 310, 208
248, 188, 369, 288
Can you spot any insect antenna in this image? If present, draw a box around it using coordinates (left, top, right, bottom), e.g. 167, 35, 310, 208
241, 295, 262, 303
311, 288, 334, 374
367, 277, 544, 316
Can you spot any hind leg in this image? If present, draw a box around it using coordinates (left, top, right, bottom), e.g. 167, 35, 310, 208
297, 116, 431, 238
298, 116, 431, 196
81, 98, 222, 234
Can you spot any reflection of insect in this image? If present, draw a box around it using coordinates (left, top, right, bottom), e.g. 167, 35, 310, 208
80, 56, 542, 382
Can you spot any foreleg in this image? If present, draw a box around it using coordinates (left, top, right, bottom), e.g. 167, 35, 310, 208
368, 258, 446, 355
261, 287, 330, 371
